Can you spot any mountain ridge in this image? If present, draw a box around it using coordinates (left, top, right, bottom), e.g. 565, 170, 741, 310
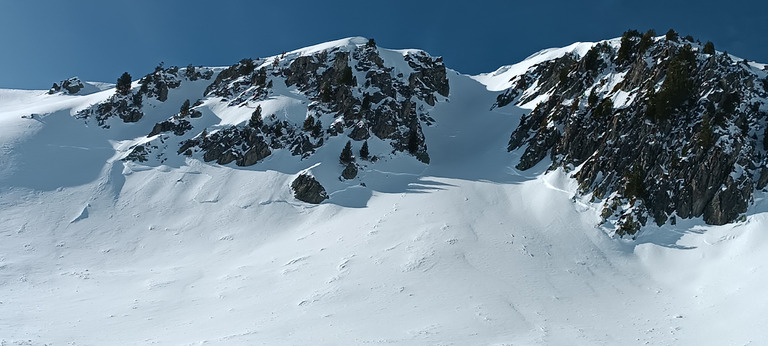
3, 33, 768, 235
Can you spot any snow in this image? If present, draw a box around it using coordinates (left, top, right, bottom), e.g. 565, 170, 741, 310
1, 39, 768, 345
472, 41, 605, 91
288, 36, 369, 58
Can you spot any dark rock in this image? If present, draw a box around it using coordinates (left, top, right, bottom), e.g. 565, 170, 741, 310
239, 139, 271, 166
291, 174, 329, 204
758, 166, 768, 190
516, 128, 560, 171
348, 122, 370, 141
405, 52, 450, 100
704, 176, 752, 225
123, 145, 148, 162
285, 56, 322, 88
341, 163, 358, 180
148, 119, 192, 137
217, 150, 237, 165
48, 77, 84, 95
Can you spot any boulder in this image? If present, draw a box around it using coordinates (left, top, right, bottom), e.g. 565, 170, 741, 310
291, 174, 329, 204
341, 163, 358, 180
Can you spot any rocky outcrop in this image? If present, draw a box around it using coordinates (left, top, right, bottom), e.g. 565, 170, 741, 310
291, 173, 328, 204
49, 77, 84, 94
205, 59, 270, 106
148, 119, 193, 137
173, 41, 448, 167
76, 92, 145, 126
77, 65, 213, 127
501, 31, 768, 235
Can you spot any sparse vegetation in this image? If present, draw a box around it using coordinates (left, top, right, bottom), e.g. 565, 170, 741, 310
340, 140, 354, 164
180, 99, 191, 117
624, 166, 646, 200
647, 45, 697, 121
359, 141, 370, 160
587, 90, 599, 107
303, 116, 315, 132
249, 105, 263, 128
583, 47, 600, 71
703, 41, 715, 55
116, 72, 132, 95
638, 29, 655, 54
617, 30, 640, 64
407, 130, 419, 154
665, 29, 679, 42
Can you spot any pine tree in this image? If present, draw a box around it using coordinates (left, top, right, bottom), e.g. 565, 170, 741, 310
624, 166, 646, 200
311, 120, 323, 138
617, 30, 640, 65
665, 29, 679, 42
617, 35, 632, 64
407, 130, 419, 154
249, 105, 263, 128
650, 45, 696, 120
139, 76, 150, 94
338, 66, 354, 86
588, 90, 599, 107
583, 47, 599, 71
703, 41, 715, 55
359, 141, 369, 160
339, 140, 354, 164
303, 116, 315, 131
116, 72, 132, 95
638, 29, 655, 54
180, 99, 191, 117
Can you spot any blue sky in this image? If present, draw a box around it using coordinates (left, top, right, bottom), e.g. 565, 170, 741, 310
1, 0, 766, 89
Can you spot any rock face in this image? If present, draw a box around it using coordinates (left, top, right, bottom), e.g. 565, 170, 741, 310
291, 173, 329, 204
501, 30, 768, 235
49, 77, 84, 94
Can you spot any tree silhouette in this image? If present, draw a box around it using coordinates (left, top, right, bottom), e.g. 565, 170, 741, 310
116, 72, 132, 95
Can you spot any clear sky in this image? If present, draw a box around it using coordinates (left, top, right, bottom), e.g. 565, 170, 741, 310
1, 0, 766, 89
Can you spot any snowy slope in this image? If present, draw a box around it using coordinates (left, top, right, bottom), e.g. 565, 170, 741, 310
1, 38, 768, 345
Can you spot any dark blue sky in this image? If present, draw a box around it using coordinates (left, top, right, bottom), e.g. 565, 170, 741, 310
1, 0, 765, 89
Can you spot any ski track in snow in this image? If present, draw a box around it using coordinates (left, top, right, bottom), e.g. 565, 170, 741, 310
0, 39, 767, 345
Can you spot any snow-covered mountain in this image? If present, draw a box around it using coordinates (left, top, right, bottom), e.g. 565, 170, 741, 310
1, 32, 767, 345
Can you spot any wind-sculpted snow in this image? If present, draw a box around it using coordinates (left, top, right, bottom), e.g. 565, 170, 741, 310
1, 35, 768, 345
